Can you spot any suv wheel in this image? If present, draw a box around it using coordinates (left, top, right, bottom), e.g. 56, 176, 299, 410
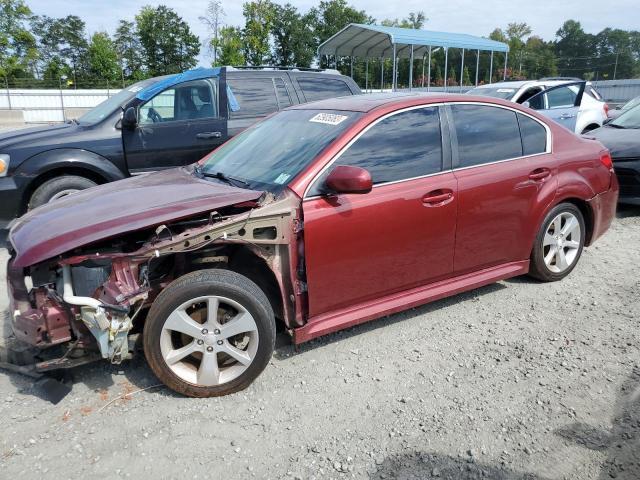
143, 269, 276, 397
528, 203, 585, 282
29, 175, 97, 209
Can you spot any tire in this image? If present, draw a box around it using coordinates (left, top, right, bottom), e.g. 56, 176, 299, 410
528, 203, 586, 282
143, 269, 276, 397
581, 124, 600, 134
29, 175, 97, 209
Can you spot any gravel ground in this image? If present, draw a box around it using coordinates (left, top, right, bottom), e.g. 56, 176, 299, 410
0, 206, 638, 480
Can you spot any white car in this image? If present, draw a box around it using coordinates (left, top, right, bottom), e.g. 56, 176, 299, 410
468, 79, 608, 134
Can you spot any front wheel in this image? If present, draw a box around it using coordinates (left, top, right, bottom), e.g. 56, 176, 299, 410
143, 269, 276, 397
29, 175, 97, 209
528, 203, 585, 282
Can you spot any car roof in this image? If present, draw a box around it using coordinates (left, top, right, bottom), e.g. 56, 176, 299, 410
473, 80, 533, 90
289, 92, 516, 113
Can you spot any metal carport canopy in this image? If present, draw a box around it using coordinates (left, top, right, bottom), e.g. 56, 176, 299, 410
318, 23, 509, 59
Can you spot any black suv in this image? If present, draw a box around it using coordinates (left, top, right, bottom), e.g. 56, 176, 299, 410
0, 66, 360, 226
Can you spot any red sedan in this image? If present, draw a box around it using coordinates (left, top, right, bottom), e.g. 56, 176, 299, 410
7, 93, 618, 397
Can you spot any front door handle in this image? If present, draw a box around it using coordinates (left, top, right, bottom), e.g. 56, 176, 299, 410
559, 113, 576, 120
422, 189, 454, 206
529, 168, 551, 181
196, 131, 222, 139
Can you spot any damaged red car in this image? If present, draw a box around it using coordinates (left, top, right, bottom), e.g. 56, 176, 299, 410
5, 93, 618, 397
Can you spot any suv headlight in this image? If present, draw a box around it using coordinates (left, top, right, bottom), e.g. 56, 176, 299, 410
0, 154, 9, 177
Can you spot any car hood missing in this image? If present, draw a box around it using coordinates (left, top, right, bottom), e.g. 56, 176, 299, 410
10, 167, 264, 267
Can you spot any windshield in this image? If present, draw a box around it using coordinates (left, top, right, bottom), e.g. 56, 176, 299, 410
201, 109, 362, 192
77, 78, 158, 125
622, 96, 640, 112
610, 104, 640, 129
468, 87, 517, 100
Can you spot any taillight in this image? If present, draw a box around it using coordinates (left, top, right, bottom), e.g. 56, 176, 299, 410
600, 151, 613, 170
603, 103, 610, 117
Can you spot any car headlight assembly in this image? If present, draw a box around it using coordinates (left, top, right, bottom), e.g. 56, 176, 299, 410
0, 154, 9, 177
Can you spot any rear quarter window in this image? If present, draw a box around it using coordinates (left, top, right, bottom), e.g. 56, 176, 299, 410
517, 114, 547, 156
298, 77, 353, 102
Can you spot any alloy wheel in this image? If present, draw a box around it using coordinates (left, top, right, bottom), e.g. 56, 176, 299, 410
159, 295, 259, 387
542, 212, 582, 273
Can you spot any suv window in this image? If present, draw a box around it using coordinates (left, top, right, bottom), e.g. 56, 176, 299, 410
546, 86, 577, 109
139, 79, 218, 124
517, 114, 547, 156
227, 77, 279, 118
299, 77, 352, 102
308, 107, 442, 196
450, 104, 522, 167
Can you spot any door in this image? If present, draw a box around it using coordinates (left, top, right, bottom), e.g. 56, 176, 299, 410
123, 77, 227, 174
524, 82, 585, 133
302, 106, 458, 317
447, 103, 557, 274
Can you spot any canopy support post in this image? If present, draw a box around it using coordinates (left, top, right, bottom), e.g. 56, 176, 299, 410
380, 57, 384, 91
421, 52, 426, 88
444, 47, 448, 92
459, 48, 465, 92
350, 56, 354, 78
365, 58, 369, 92
489, 51, 494, 83
392, 44, 397, 91
475, 50, 480, 86
427, 46, 432, 92
503, 51, 508, 80
409, 44, 414, 91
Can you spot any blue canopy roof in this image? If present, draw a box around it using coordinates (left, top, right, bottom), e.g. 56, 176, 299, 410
318, 23, 509, 59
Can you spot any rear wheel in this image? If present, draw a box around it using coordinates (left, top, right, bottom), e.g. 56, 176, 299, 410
143, 269, 275, 397
29, 175, 97, 209
528, 203, 585, 282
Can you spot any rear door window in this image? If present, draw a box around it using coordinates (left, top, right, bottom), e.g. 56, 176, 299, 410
227, 77, 279, 118
450, 104, 523, 167
546, 85, 577, 109
298, 77, 353, 102
274, 78, 292, 109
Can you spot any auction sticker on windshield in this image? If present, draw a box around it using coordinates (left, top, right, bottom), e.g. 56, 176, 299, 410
309, 113, 349, 125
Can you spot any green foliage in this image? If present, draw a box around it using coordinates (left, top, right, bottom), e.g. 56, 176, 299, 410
242, 0, 275, 66
87, 32, 119, 83
271, 3, 315, 67
0, 0, 37, 79
310, 0, 373, 46
381, 11, 426, 29
216, 26, 245, 66
114, 20, 143, 81
136, 5, 200, 76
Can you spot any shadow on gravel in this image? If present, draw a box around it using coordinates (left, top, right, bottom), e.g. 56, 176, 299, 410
369, 451, 550, 480
616, 204, 640, 219
274, 283, 507, 359
555, 366, 640, 480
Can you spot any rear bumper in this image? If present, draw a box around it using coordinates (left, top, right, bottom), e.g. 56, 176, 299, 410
612, 157, 640, 204
586, 175, 619, 246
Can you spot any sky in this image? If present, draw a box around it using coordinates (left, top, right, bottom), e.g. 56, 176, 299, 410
29, 0, 640, 67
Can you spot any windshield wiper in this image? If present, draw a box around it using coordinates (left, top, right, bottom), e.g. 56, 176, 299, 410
607, 123, 626, 129
194, 165, 249, 188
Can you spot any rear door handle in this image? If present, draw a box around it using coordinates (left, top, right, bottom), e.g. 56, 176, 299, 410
559, 113, 576, 119
422, 189, 454, 206
196, 131, 222, 139
529, 168, 551, 180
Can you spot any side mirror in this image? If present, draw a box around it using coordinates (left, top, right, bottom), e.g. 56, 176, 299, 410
325, 165, 372, 195
522, 101, 531, 108
122, 106, 138, 129
603, 117, 612, 125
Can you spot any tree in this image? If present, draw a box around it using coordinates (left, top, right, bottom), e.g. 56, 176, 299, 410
382, 11, 426, 29
217, 26, 245, 66
0, 0, 37, 80
555, 20, 596, 78
242, 0, 275, 66
271, 3, 315, 67
200, 0, 225, 65
87, 32, 119, 84
136, 5, 200, 76
114, 20, 143, 82
56, 16, 89, 86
